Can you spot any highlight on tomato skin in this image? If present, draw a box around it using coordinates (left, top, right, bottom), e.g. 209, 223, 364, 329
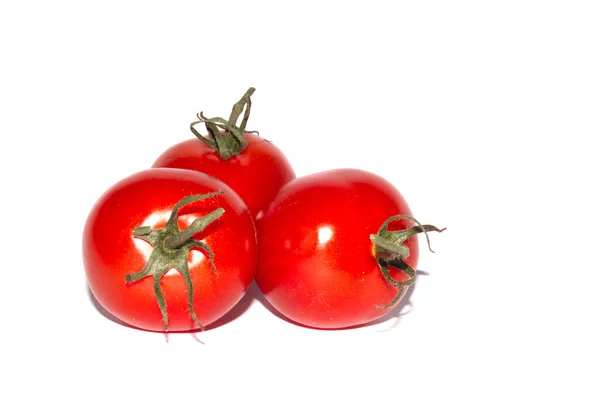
255, 168, 444, 330
82, 168, 258, 332
152, 87, 296, 218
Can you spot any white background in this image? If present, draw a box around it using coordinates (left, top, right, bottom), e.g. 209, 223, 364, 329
1, 1, 598, 398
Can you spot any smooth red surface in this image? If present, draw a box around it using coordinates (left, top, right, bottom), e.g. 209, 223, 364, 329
152, 134, 296, 217
82, 168, 257, 332
256, 169, 419, 329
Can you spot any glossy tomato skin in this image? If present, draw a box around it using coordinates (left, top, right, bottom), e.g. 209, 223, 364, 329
256, 168, 419, 329
83, 168, 257, 332
152, 134, 296, 218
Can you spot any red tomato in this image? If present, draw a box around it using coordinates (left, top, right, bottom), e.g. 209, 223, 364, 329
153, 134, 295, 218
82, 168, 257, 332
255, 168, 443, 329
152, 88, 295, 217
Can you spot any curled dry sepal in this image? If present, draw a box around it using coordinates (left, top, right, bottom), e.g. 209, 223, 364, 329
189, 87, 257, 160
370, 215, 446, 308
125, 191, 226, 331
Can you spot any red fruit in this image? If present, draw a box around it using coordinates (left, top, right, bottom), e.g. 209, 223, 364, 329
83, 168, 257, 332
256, 168, 444, 329
153, 88, 295, 217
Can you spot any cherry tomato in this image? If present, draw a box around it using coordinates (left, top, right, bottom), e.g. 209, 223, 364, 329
255, 168, 443, 329
152, 88, 295, 217
153, 134, 294, 218
82, 168, 257, 332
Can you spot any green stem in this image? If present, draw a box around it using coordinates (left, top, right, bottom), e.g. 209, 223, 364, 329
166, 191, 224, 229
164, 208, 224, 249
126, 192, 226, 331
189, 87, 256, 160
370, 215, 445, 308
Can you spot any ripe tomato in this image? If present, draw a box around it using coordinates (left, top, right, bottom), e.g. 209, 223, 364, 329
255, 168, 443, 329
82, 168, 257, 332
152, 88, 295, 217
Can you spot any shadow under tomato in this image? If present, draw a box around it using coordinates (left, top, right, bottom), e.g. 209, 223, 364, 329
87, 284, 184, 343
203, 280, 258, 331
360, 269, 431, 330
359, 278, 418, 331
87, 284, 140, 330
89, 289, 179, 342
253, 270, 429, 331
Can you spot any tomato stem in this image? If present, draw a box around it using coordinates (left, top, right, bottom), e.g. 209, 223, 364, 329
370, 215, 445, 308
164, 208, 224, 249
189, 87, 256, 160
125, 192, 226, 331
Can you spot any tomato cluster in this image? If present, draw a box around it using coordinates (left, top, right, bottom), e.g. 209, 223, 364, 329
82, 88, 444, 332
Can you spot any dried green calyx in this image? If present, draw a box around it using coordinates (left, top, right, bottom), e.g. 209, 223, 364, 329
125, 192, 225, 331
370, 215, 445, 309
189, 87, 257, 160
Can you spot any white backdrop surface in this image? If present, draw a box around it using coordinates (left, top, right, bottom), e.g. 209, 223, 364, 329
1, 1, 598, 399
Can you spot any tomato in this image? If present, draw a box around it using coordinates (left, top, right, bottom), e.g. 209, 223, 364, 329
153, 134, 295, 218
152, 88, 295, 218
255, 168, 443, 329
82, 168, 257, 332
